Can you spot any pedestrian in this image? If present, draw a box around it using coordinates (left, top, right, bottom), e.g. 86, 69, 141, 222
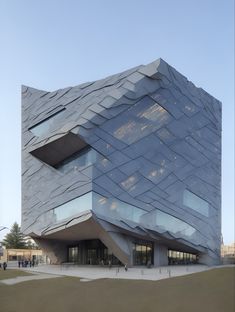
147, 260, 151, 269
124, 264, 128, 271
18, 260, 21, 268
3, 262, 7, 270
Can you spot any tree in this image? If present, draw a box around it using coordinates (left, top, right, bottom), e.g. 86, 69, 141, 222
2, 222, 26, 249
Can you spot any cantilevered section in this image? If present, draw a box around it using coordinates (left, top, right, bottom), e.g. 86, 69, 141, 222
30, 132, 88, 167
22, 58, 222, 266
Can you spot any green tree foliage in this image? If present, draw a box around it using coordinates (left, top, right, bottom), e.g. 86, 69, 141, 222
2, 222, 27, 249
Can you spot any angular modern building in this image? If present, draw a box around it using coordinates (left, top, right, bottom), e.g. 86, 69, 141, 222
22, 58, 221, 266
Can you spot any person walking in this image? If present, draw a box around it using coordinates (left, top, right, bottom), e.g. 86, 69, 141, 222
3, 262, 7, 270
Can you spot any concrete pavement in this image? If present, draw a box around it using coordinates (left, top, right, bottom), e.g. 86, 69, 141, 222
20, 264, 209, 281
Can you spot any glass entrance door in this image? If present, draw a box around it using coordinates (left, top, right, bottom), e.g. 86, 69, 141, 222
67, 239, 121, 265
87, 248, 97, 265
68, 246, 79, 263
133, 242, 153, 265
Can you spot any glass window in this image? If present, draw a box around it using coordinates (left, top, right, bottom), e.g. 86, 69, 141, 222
56, 147, 98, 173
108, 97, 171, 144
38, 191, 197, 243
68, 246, 79, 263
53, 192, 92, 222
93, 193, 146, 223
133, 243, 153, 265
29, 108, 65, 137
120, 175, 139, 190
183, 189, 209, 217
155, 210, 196, 237
93, 193, 197, 239
143, 209, 196, 238
168, 249, 198, 265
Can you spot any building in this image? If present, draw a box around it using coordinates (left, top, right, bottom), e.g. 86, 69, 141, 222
0, 248, 43, 264
0, 243, 3, 257
22, 58, 221, 266
221, 242, 235, 264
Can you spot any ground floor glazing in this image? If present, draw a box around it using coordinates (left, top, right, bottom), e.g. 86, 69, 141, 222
67, 239, 198, 266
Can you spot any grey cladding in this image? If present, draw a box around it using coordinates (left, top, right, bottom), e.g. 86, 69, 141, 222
22, 58, 221, 265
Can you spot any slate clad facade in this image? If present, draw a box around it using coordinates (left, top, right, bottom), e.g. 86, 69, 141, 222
22, 59, 221, 266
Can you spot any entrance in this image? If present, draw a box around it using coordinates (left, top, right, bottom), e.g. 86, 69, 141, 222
133, 242, 153, 265
87, 249, 97, 265
68, 239, 121, 265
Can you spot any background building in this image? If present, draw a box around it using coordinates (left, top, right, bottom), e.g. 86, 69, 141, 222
0, 248, 43, 264
22, 58, 221, 266
221, 242, 235, 264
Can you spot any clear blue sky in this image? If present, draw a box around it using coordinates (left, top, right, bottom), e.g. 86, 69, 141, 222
0, 0, 234, 244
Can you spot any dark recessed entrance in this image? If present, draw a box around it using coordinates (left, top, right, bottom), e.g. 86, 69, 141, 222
67, 239, 121, 265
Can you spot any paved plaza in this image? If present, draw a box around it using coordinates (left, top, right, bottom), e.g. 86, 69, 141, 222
2, 264, 233, 285
21, 264, 209, 281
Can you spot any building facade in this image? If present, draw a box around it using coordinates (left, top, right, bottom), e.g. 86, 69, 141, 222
221, 243, 235, 257
22, 58, 221, 266
0, 248, 43, 264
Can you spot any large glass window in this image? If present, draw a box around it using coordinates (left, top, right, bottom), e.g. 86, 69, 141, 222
68, 246, 79, 263
67, 240, 121, 265
105, 97, 171, 145
93, 193, 196, 239
168, 249, 198, 265
155, 210, 196, 237
183, 189, 209, 217
141, 208, 196, 238
54, 192, 92, 222
93, 192, 146, 223
37, 191, 198, 243
29, 108, 65, 137
133, 243, 153, 265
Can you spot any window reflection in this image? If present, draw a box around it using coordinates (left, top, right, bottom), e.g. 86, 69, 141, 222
68, 246, 79, 263
120, 175, 139, 190
143, 209, 196, 237
93, 192, 145, 223
29, 108, 65, 137
183, 189, 209, 217
56, 147, 98, 173
137, 103, 167, 122
54, 192, 92, 221
133, 243, 153, 265
38, 191, 198, 243
168, 249, 198, 265
110, 97, 171, 144
155, 210, 196, 236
